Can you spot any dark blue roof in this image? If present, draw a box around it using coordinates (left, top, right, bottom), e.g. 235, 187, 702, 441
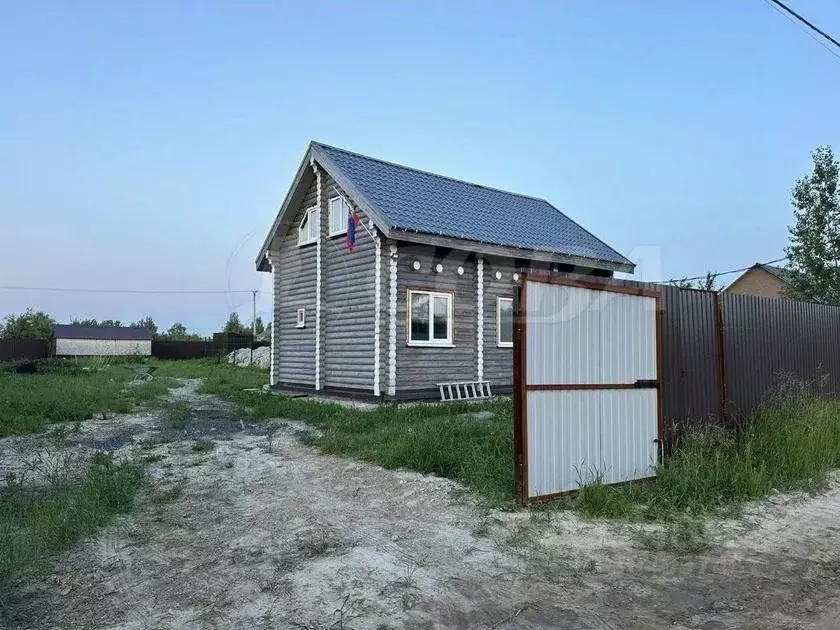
53, 325, 153, 341
313, 142, 631, 267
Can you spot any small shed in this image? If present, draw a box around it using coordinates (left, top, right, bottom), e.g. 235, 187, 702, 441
52, 325, 153, 357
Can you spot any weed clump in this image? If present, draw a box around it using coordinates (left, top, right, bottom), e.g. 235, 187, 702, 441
0, 452, 144, 584
166, 402, 191, 429
569, 391, 840, 525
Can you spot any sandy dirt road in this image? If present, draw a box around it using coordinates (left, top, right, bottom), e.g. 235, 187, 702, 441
5, 380, 840, 629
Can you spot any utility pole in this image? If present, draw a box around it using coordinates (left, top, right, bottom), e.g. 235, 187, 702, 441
251, 290, 257, 366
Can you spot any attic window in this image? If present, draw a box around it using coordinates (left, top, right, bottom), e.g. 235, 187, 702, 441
298, 207, 319, 246
329, 196, 349, 237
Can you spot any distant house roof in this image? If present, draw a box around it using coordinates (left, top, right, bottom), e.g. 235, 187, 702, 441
724, 262, 793, 295
760, 263, 790, 282
52, 325, 154, 341
257, 142, 634, 272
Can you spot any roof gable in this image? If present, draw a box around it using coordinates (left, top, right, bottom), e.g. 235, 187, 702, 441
257, 142, 633, 272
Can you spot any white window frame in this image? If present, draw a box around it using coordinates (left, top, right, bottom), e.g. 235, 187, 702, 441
407, 289, 454, 347
296, 307, 306, 328
297, 206, 319, 246
328, 196, 348, 237
497, 297, 514, 348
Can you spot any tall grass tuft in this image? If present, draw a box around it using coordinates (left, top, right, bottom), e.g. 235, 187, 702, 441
571, 392, 840, 521
0, 453, 144, 585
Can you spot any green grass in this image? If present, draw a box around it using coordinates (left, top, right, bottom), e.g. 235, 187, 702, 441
0, 452, 144, 586
0, 360, 181, 436
0, 369, 128, 436
154, 360, 840, 516
151, 486, 183, 504
165, 401, 191, 429
567, 393, 840, 523
125, 377, 181, 408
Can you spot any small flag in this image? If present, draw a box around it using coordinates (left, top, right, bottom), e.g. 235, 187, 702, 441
347, 211, 360, 251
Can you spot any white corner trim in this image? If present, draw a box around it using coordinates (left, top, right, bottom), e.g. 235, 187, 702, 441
476, 256, 484, 381
373, 232, 382, 396
268, 254, 277, 386
311, 158, 323, 391
387, 242, 398, 396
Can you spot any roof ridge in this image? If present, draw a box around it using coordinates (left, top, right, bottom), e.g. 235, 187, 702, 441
312, 141, 552, 205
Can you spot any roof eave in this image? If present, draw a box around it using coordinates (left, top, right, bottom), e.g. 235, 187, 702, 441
391, 229, 634, 273
254, 144, 317, 272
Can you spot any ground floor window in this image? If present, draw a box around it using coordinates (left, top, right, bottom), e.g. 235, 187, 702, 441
497, 297, 513, 347
408, 289, 453, 346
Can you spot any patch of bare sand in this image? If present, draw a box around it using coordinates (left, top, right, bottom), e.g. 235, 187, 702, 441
9, 385, 840, 629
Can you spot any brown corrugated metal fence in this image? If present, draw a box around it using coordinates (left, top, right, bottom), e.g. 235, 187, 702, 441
0, 339, 50, 361
658, 285, 722, 433
720, 293, 840, 417
647, 283, 840, 432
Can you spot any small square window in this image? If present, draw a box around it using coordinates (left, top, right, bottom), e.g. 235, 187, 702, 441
296, 308, 306, 328
298, 207, 319, 246
329, 197, 349, 237
497, 297, 513, 347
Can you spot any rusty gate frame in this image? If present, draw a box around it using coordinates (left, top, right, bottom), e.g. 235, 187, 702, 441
513, 274, 665, 505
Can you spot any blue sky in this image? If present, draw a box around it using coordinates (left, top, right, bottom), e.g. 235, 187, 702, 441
2, 1, 839, 333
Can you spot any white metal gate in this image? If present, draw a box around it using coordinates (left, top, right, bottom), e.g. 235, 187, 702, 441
513, 276, 662, 504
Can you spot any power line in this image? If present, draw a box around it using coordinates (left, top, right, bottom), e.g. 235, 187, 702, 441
657, 256, 788, 285
0, 285, 259, 295
762, 0, 840, 56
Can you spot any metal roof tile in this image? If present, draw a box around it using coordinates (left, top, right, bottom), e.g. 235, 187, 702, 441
313, 142, 631, 267
52, 325, 154, 341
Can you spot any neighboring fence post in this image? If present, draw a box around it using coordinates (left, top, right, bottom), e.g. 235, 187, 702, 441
715, 291, 728, 425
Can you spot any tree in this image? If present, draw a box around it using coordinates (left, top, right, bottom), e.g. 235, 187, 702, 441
784, 146, 840, 305
71, 318, 99, 327
223, 312, 246, 334
673, 271, 720, 291
0, 309, 55, 339
71, 318, 123, 327
167, 322, 188, 339
132, 316, 157, 334
162, 322, 202, 341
